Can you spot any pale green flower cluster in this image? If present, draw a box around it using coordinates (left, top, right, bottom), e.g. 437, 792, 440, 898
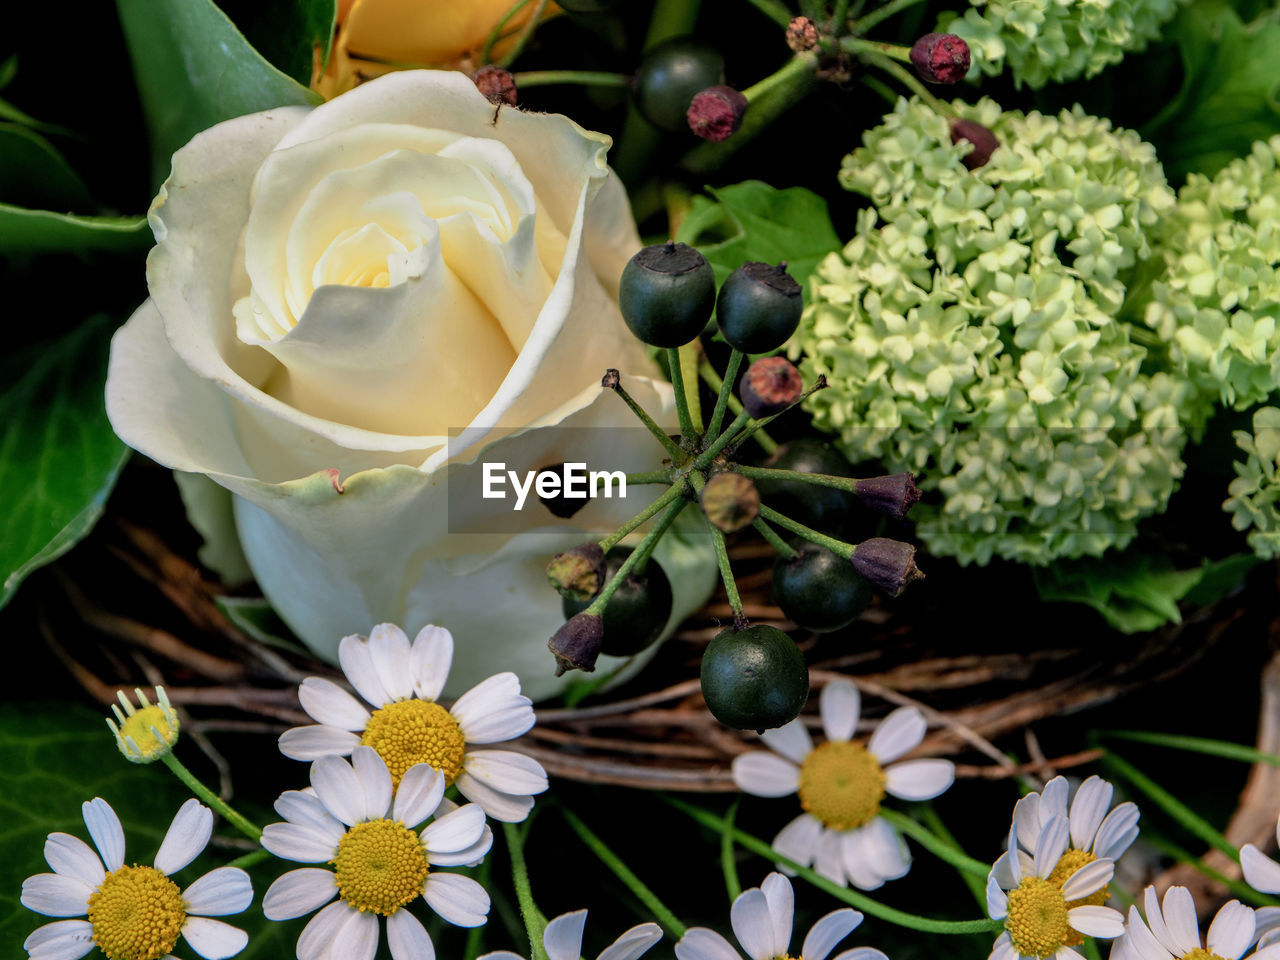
794, 96, 1190, 565
940, 0, 1186, 88
1145, 136, 1280, 419
1225, 407, 1280, 560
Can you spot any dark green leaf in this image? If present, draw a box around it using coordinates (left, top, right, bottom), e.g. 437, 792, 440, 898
218, 0, 339, 87
0, 123, 92, 210
0, 205, 150, 255
0, 315, 130, 609
115, 0, 320, 186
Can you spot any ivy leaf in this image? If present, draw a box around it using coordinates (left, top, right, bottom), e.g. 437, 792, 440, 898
218, 0, 339, 87
1144, 0, 1280, 180
0, 206, 150, 255
0, 124, 93, 210
0, 315, 130, 609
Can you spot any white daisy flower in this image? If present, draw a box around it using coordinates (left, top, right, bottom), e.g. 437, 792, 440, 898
262, 745, 492, 960
730, 678, 955, 889
1109, 885, 1280, 960
674, 872, 888, 960
1242, 814, 1280, 949
279, 623, 548, 822
478, 909, 663, 960
21, 797, 252, 960
986, 815, 1125, 960
1011, 775, 1140, 891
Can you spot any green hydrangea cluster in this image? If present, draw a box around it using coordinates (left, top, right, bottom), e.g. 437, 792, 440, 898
940, 0, 1186, 88
1145, 136, 1280, 418
794, 96, 1190, 566
1225, 407, 1280, 559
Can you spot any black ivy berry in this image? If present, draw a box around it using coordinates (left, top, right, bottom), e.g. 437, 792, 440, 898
619, 242, 716, 348
773, 541, 872, 633
716, 261, 804, 354
633, 37, 726, 133
700, 624, 809, 730
562, 547, 673, 657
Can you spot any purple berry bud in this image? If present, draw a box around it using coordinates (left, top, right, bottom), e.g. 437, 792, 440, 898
786, 16, 819, 52
740, 356, 803, 418
472, 66, 517, 106
949, 118, 999, 170
910, 33, 971, 85
549, 613, 604, 676
687, 85, 748, 142
701, 472, 760, 533
854, 474, 921, 520
546, 542, 607, 601
850, 538, 925, 597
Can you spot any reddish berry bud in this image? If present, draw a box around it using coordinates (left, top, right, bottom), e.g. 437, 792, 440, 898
687, 85, 748, 142
949, 117, 999, 169
786, 16, 819, 52
854, 473, 921, 520
740, 356, 803, 418
549, 613, 604, 675
472, 66, 517, 106
850, 538, 925, 597
910, 33, 970, 84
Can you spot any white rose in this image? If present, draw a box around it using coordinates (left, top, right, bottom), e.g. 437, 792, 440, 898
105, 70, 715, 699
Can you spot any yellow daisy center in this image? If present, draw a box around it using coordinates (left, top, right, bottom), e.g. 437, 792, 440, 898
1047, 848, 1106, 946
1006, 876, 1070, 959
797, 741, 886, 831
360, 699, 466, 788
332, 818, 429, 916
120, 706, 178, 759
1184, 951, 1227, 960
87, 865, 186, 960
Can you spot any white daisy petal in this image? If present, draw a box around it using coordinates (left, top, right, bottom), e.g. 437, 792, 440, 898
1040, 777, 1069, 824
1162, 886, 1204, 954
394, 765, 447, 828
1093, 803, 1140, 861
760, 872, 794, 956
856, 818, 911, 882
296, 900, 352, 960
183, 867, 253, 916
274, 791, 346, 840
598, 922, 664, 960
1206, 900, 1254, 959
816, 831, 852, 887
1252, 946, 1280, 960
311, 755, 368, 827
820, 680, 860, 744
297, 677, 372, 731
330, 908, 380, 960
884, 759, 954, 801
987, 872, 1008, 920
422, 803, 487, 856
732, 752, 801, 798
455, 772, 536, 823
544, 910, 588, 960
424, 871, 491, 927
990, 932, 1017, 960
675, 928, 743, 960
867, 707, 926, 764
1243, 845, 1280, 896
279, 725, 362, 762
730, 888, 778, 960
992, 852, 1017, 890
1068, 777, 1113, 852
1068, 906, 1125, 939
351, 746, 393, 821
1034, 817, 1070, 879
839, 829, 885, 891
410, 625, 454, 703
1126, 904, 1175, 960
20, 874, 93, 917
1275, 814, 1280, 850
340, 634, 393, 708
1254, 906, 1280, 947
154, 799, 213, 876
368, 623, 414, 702
43, 834, 105, 889
1014, 794, 1042, 855
1143, 886, 1180, 957
22, 919, 95, 960
1060, 859, 1114, 901
463, 750, 549, 795
181, 917, 249, 960
759, 721, 813, 765
478, 954, 525, 960
82, 798, 125, 872
451, 673, 534, 743
1054, 949, 1085, 960
387, 908, 436, 960
772, 814, 823, 870
831, 949, 889, 960
261, 822, 340, 863
801, 908, 860, 960
1006, 824, 1022, 883
263, 868, 338, 921
425, 823, 493, 867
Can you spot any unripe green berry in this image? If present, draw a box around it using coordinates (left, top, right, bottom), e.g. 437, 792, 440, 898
619, 242, 716, 348
700, 624, 809, 730
773, 541, 871, 633
633, 38, 725, 133
716, 261, 803, 354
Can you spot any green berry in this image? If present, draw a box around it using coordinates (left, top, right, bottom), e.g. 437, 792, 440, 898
562, 548, 673, 657
773, 542, 872, 633
754, 438, 857, 532
619, 242, 716, 348
633, 38, 725, 133
700, 624, 809, 730
716, 261, 803, 354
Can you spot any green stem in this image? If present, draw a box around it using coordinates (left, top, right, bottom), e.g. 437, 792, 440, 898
831, 0, 853, 33
606, 373, 685, 460
667, 347, 698, 438
743, 0, 793, 27
666, 796, 1004, 934
752, 517, 799, 559
503, 821, 550, 960
623, 470, 674, 486
707, 351, 745, 439
599, 484, 684, 553
1099, 730, 1280, 768
679, 343, 704, 429
861, 73, 899, 105
725, 376, 828, 455
497, 0, 550, 68
465, 853, 495, 960
877, 809, 990, 877
695, 410, 752, 468
1141, 830, 1280, 908
852, 46, 952, 116
483, 0, 533, 65
590, 497, 689, 613
757, 503, 856, 560
225, 848, 271, 870
849, 39, 912, 62
920, 804, 987, 908
711, 524, 746, 625
721, 798, 743, 901
851, 0, 929, 33
699, 361, 778, 454
733, 464, 864, 494
512, 70, 632, 89
160, 754, 261, 841
1083, 939, 1103, 960
560, 806, 687, 938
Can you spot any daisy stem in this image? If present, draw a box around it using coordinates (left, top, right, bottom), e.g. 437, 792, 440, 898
1083, 939, 1103, 960
698, 361, 778, 454
599, 483, 685, 554
502, 821, 550, 960
1140, 830, 1279, 908
559, 805, 688, 939
464, 854, 495, 960
917, 804, 987, 907
225, 848, 271, 871
721, 798, 743, 901
707, 350, 745, 440
877, 809, 990, 877
160, 753, 262, 841
665, 796, 1005, 935
1098, 729, 1280, 767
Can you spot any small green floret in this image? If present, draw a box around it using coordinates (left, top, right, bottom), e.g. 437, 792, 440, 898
1225, 407, 1280, 560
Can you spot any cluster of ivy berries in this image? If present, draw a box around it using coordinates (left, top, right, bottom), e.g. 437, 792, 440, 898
543, 241, 926, 732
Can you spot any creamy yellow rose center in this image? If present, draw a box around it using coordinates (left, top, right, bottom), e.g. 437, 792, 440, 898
798, 741, 886, 831
361, 699, 466, 787
88, 865, 186, 960
1005, 876, 1070, 959
332, 818, 429, 915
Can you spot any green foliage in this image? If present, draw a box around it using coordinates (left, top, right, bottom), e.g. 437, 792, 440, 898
0, 316, 130, 610
221, 0, 339, 87
0, 207, 150, 255
1144, 0, 1280, 181
114, 0, 320, 187
0, 124, 92, 210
